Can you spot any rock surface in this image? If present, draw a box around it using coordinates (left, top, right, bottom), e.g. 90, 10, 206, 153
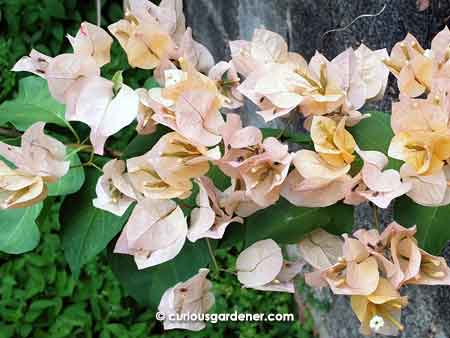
184, 0, 450, 337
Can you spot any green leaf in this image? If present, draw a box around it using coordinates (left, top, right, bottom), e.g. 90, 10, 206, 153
0, 203, 43, 254
143, 77, 159, 89
122, 125, 170, 159
349, 111, 402, 171
112, 70, 123, 94
48, 152, 85, 196
261, 128, 312, 145
109, 241, 211, 309
395, 196, 450, 255
0, 76, 67, 131
244, 199, 353, 245
60, 168, 132, 278
207, 164, 231, 191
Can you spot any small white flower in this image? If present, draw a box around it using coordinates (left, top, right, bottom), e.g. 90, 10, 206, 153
423, 49, 434, 59
369, 315, 385, 332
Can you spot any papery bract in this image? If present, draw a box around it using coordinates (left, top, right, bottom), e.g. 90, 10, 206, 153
158, 268, 215, 331
114, 198, 187, 269
351, 278, 408, 336
93, 159, 136, 216
187, 177, 243, 242
67, 22, 113, 67
0, 122, 69, 182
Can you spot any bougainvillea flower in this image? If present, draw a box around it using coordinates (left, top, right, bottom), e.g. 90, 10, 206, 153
0, 161, 46, 209
391, 95, 449, 135
12, 49, 53, 78
332, 48, 367, 113
217, 178, 265, 217
345, 149, 411, 208
399, 163, 450, 206
93, 159, 136, 216
108, 10, 175, 69
430, 26, 450, 65
236, 239, 284, 288
171, 27, 215, 73
114, 198, 187, 269
229, 28, 289, 77
238, 137, 291, 207
67, 22, 113, 67
381, 222, 450, 287
299, 229, 344, 270
144, 0, 214, 73
187, 177, 243, 242
65, 76, 139, 155
352, 228, 398, 280
172, 89, 224, 146
281, 150, 354, 207
158, 268, 215, 331
351, 278, 408, 336
310, 116, 356, 169
135, 88, 161, 135
144, 132, 220, 186
44, 53, 100, 103
216, 113, 263, 179
318, 235, 380, 295
383, 33, 432, 97
0, 122, 69, 182
296, 52, 346, 117
208, 61, 243, 109
281, 165, 354, 208
237, 63, 305, 121
155, 63, 225, 146
388, 129, 450, 176
162, 59, 219, 100
146, 0, 185, 42
251, 259, 304, 293
354, 44, 389, 101
126, 150, 192, 200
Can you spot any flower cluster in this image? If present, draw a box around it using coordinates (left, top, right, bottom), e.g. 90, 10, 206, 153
299, 225, 450, 335
8, 0, 450, 334
232, 29, 388, 124
0, 123, 69, 209
384, 28, 450, 207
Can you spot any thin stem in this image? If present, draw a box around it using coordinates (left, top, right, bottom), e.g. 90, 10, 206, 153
63, 121, 81, 144
90, 162, 103, 172
96, 0, 101, 26
0, 127, 21, 138
371, 203, 380, 231
206, 238, 219, 271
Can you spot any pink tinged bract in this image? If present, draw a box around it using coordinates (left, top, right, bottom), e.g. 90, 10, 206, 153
158, 268, 215, 331
400, 163, 450, 206
250, 260, 304, 293
391, 95, 449, 134
67, 76, 139, 155
187, 177, 243, 242
67, 22, 113, 67
0, 161, 47, 210
0, 122, 70, 182
12, 49, 53, 78
298, 229, 344, 270
354, 44, 389, 101
236, 239, 284, 288
353, 148, 411, 208
174, 89, 224, 146
93, 159, 136, 216
46, 53, 100, 103
114, 198, 187, 269
239, 137, 291, 207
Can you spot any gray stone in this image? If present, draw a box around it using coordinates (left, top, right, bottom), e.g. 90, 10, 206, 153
184, 0, 450, 337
